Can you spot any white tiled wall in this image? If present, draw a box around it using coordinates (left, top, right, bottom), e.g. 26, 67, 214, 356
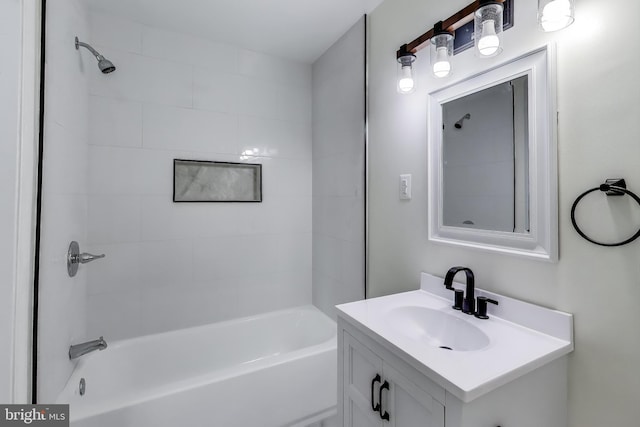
38, 0, 91, 402
311, 17, 365, 318
84, 13, 312, 340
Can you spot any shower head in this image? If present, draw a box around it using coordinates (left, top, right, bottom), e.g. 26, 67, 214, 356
454, 113, 471, 129
75, 36, 116, 74
97, 58, 116, 74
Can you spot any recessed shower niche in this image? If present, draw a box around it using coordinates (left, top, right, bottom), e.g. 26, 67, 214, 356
173, 159, 262, 203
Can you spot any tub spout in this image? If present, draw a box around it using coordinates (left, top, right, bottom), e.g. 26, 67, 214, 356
69, 336, 107, 360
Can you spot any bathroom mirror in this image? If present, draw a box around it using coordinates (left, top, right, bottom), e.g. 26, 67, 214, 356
428, 46, 558, 261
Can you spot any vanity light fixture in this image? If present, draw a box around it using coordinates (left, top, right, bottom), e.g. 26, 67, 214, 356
395, 0, 574, 92
475, 0, 503, 57
395, 0, 511, 94
538, 0, 575, 32
430, 22, 454, 78
397, 46, 417, 94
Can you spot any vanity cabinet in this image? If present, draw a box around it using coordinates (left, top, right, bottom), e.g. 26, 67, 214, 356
337, 274, 573, 427
342, 331, 444, 427
338, 315, 570, 427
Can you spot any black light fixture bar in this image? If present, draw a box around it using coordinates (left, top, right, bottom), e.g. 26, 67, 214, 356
396, 0, 512, 58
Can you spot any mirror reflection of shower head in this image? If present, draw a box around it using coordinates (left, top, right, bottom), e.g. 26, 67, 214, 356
454, 113, 471, 129
75, 36, 116, 74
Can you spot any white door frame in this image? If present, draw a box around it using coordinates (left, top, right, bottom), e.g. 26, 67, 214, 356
11, 0, 41, 403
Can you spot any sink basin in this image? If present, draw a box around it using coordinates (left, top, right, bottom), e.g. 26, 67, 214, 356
384, 306, 490, 352
336, 273, 574, 401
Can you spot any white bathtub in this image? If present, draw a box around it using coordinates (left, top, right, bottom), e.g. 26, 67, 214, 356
58, 306, 337, 427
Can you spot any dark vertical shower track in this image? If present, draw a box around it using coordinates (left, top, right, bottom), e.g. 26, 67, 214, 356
363, 14, 369, 300
32, 0, 48, 403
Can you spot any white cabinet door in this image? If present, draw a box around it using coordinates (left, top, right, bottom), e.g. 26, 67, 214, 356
342, 331, 445, 427
343, 332, 384, 427
383, 363, 445, 427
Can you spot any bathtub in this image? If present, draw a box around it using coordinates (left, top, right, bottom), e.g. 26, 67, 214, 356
58, 306, 337, 427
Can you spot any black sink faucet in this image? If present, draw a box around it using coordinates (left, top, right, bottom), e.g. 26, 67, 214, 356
444, 266, 475, 315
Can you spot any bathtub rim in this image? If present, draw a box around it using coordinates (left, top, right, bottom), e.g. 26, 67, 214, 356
59, 305, 337, 421
94, 304, 335, 351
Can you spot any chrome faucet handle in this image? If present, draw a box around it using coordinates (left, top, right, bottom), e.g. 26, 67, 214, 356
78, 252, 106, 264
67, 241, 106, 277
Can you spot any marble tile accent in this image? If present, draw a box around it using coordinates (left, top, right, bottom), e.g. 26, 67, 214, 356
173, 160, 261, 202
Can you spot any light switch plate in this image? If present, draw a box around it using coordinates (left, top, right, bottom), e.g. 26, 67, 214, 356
400, 174, 412, 200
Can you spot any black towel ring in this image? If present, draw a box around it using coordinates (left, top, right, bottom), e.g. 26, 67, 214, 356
570, 179, 640, 247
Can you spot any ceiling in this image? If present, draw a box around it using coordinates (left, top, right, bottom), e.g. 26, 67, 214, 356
84, 0, 385, 63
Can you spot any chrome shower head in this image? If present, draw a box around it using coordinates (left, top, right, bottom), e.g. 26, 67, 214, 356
75, 36, 116, 74
454, 113, 471, 129
98, 58, 116, 74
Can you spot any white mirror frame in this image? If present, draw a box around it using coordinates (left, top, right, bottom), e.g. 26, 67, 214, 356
428, 45, 558, 262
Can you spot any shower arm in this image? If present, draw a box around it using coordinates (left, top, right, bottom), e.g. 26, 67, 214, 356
75, 37, 104, 60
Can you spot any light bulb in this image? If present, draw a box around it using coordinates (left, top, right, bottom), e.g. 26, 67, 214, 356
396, 52, 416, 94
478, 19, 500, 56
540, 0, 574, 32
398, 65, 414, 93
432, 47, 451, 78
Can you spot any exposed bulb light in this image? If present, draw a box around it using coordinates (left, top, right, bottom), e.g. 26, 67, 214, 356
396, 0, 544, 93
539, 0, 574, 32
398, 67, 415, 92
433, 47, 451, 77
397, 50, 416, 94
430, 22, 454, 78
478, 20, 500, 56
475, 0, 503, 58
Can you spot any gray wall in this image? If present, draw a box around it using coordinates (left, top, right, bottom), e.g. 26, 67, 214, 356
368, 0, 640, 426
0, 0, 22, 403
312, 17, 366, 318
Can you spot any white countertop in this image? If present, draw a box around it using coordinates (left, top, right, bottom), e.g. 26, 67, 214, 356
336, 273, 574, 402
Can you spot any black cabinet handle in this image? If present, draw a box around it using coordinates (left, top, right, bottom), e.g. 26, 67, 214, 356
371, 374, 381, 412
379, 380, 390, 421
